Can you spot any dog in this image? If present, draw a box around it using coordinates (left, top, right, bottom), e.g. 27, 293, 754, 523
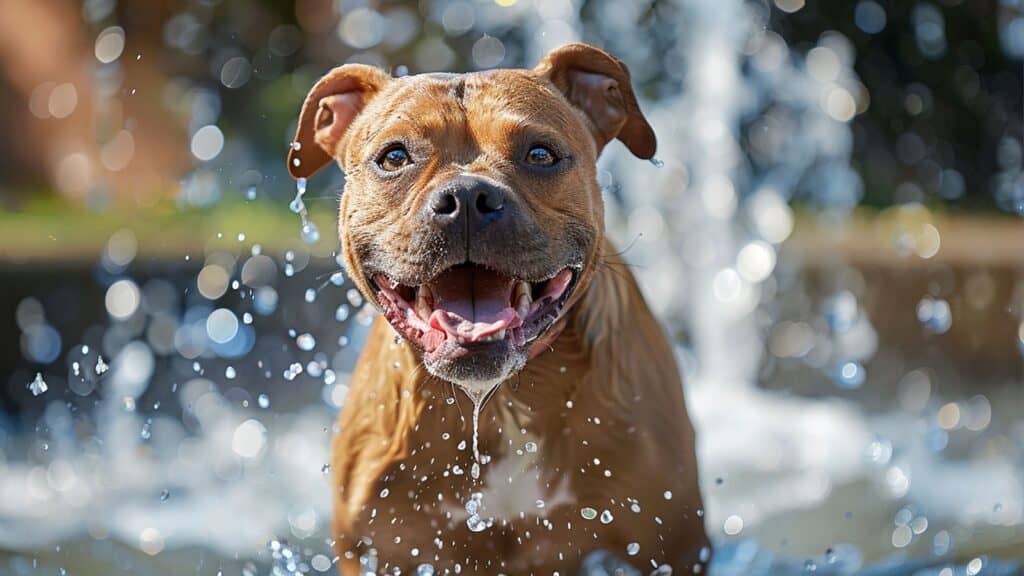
287, 43, 710, 576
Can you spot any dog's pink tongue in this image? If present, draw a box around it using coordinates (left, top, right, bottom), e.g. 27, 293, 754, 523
428, 267, 519, 341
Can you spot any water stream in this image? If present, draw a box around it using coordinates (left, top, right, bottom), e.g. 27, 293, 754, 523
463, 389, 492, 533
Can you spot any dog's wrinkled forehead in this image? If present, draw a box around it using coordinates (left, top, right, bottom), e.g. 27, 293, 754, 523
345, 70, 587, 161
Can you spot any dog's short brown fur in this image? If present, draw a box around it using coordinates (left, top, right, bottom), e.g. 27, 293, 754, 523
289, 44, 709, 575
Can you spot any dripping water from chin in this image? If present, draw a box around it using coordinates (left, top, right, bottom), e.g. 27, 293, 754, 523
462, 386, 494, 532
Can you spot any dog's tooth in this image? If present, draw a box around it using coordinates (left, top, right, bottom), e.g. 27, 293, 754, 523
416, 285, 432, 321
514, 281, 532, 318
514, 280, 531, 301
516, 294, 531, 319
473, 330, 506, 343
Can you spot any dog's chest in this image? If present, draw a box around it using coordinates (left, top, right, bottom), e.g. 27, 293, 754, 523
374, 408, 574, 518
350, 405, 587, 571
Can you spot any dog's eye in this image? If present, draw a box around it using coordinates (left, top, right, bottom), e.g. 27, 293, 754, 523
377, 146, 412, 171
525, 145, 558, 167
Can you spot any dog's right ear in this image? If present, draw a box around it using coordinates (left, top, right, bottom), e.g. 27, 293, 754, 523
287, 64, 391, 179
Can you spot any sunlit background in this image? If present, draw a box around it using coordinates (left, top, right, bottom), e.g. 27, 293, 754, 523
0, 0, 1022, 574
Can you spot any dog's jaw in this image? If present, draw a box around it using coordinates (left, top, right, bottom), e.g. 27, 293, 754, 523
369, 264, 581, 389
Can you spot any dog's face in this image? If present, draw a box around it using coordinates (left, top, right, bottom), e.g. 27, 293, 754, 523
288, 44, 655, 393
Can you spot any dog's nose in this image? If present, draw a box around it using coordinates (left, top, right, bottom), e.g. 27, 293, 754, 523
429, 176, 506, 226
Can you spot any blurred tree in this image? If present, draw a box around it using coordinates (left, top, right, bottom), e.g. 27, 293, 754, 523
0, 0, 1019, 213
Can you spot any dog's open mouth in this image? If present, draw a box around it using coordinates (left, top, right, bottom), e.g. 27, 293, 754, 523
372, 263, 578, 360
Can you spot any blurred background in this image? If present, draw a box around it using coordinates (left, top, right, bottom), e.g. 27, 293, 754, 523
0, 0, 1022, 574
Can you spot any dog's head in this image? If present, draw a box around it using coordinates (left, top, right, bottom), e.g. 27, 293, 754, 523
287, 43, 655, 393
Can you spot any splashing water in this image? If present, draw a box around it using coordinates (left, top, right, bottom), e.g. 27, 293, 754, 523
289, 177, 320, 245
95, 355, 109, 375
464, 492, 491, 533
27, 372, 48, 396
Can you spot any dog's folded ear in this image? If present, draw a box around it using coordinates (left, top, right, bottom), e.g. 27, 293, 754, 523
534, 43, 656, 160
287, 64, 391, 179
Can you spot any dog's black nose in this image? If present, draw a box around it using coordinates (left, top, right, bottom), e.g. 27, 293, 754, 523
429, 176, 506, 226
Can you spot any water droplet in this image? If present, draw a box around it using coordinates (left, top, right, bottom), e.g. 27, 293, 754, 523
466, 515, 489, 532
649, 156, 665, 168
833, 361, 866, 389
663, 490, 673, 500
330, 272, 345, 286
288, 177, 319, 244
95, 356, 109, 375
246, 186, 257, 200
417, 564, 435, 576
346, 288, 363, 307
283, 362, 303, 381
28, 373, 48, 396
600, 510, 614, 524
335, 304, 350, 322
258, 394, 270, 408
290, 141, 302, 151
379, 488, 390, 498
160, 489, 170, 502
305, 288, 317, 303
626, 542, 640, 556
296, 333, 316, 351
301, 221, 320, 244
524, 441, 538, 453
225, 366, 237, 379
307, 361, 323, 378
242, 312, 253, 324
917, 297, 952, 334
580, 507, 598, 520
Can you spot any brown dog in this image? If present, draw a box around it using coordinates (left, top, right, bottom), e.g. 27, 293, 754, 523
287, 43, 709, 576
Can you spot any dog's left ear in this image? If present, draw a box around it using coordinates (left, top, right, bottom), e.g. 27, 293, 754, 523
534, 43, 656, 159
287, 64, 391, 179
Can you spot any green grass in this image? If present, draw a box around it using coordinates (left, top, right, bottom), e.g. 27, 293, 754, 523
0, 196, 341, 262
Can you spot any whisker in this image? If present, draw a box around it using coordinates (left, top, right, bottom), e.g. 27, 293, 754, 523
300, 195, 342, 201
451, 382, 465, 421
313, 267, 346, 282
607, 233, 643, 258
